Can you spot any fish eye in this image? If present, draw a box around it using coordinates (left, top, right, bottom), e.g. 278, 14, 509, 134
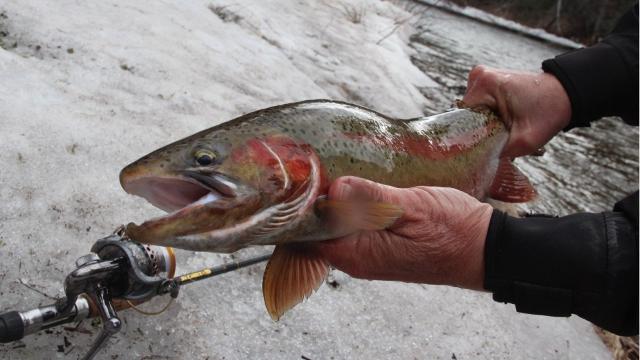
194, 150, 216, 166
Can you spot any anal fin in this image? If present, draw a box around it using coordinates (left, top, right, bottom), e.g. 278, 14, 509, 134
489, 158, 537, 203
262, 244, 329, 321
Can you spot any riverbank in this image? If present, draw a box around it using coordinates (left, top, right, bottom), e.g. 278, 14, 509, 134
413, 0, 583, 49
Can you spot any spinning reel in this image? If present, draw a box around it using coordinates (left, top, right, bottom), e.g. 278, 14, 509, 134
0, 233, 269, 360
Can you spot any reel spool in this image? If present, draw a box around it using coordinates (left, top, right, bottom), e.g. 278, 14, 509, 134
143, 244, 177, 279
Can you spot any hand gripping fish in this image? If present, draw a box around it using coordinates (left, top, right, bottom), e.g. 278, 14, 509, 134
119, 100, 536, 320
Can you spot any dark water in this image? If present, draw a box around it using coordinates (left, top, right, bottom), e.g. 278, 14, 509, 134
409, 7, 638, 215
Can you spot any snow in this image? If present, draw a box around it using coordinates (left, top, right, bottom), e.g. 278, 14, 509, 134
0, 1, 611, 359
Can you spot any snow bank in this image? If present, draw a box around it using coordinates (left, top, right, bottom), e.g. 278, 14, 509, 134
0, 1, 610, 359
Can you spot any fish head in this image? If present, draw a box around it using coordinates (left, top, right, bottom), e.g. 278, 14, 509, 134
119, 123, 320, 247
120, 139, 237, 213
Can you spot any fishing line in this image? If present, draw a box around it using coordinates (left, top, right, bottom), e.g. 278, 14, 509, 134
126, 297, 174, 316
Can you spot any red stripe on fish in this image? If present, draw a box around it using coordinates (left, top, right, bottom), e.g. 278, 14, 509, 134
343, 120, 496, 160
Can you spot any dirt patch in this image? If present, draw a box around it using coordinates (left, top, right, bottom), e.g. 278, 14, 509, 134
0, 10, 73, 59
595, 327, 638, 360
0, 11, 15, 50
208, 4, 242, 23
120, 63, 135, 73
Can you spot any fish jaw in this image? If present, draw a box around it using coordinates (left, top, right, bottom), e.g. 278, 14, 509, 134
120, 165, 263, 245
123, 189, 262, 246
120, 175, 212, 213
120, 159, 244, 206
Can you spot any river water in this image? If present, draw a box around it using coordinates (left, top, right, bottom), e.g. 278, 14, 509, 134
408, 6, 638, 215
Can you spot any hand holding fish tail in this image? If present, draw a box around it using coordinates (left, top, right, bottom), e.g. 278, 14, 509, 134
312, 176, 492, 291
463, 65, 572, 158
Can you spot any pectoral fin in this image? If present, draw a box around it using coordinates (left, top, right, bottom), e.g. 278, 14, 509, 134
261, 198, 402, 320
262, 244, 329, 321
489, 158, 537, 203
315, 196, 403, 230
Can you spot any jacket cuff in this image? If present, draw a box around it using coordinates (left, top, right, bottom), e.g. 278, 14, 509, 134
484, 211, 574, 316
484, 209, 638, 335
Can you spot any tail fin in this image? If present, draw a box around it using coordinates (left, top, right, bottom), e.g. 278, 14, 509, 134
489, 158, 536, 203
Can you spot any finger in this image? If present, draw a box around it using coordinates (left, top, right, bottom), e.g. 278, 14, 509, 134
309, 235, 369, 279
463, 65, 497, 109
465, 64, 489, 91
463, 66, 516, 136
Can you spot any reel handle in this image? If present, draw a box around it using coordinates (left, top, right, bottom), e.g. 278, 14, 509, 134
82, 285, 122, 360
0, 311, 24, 343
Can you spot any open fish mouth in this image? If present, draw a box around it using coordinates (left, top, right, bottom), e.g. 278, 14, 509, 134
121, 170, 239, 213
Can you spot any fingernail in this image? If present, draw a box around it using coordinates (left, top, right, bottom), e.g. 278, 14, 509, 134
337, 183, 352, 200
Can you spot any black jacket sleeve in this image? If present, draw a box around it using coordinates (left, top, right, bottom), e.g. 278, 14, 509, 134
484, 5, 639, 336
485, 193, 638, 336
541, 4, 638, 129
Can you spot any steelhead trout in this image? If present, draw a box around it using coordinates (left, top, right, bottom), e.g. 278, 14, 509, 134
119, 100, 535, 319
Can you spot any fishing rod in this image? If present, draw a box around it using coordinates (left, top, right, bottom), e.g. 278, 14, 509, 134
0, 233, 270, 360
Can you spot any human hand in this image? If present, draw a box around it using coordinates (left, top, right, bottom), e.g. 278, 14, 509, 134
313, 176, 493, 291
463, 65, 572, 158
